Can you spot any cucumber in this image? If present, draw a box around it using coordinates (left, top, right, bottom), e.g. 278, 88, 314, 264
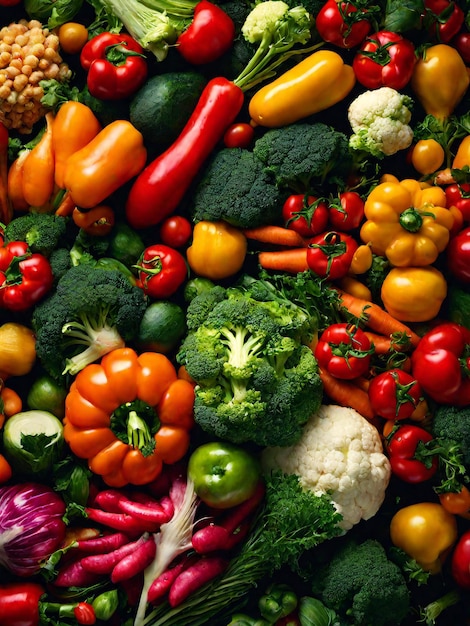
135, 300, 187, 354
130, 72, 208, 149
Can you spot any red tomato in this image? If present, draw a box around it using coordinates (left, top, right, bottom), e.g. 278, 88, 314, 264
223, 123, 255, 149
315, 0, 373, 48
328, 191, 365, 231
387, 424, 439, 483
159, 216, 193, 249
452, 31, 470, 64
282, 194, 329, 237
353, 30, 416, 89
445, 183, 470, 221
368, 368, 423, 420
314, 323, 373, 379
135, 244, 188, 299
447, 227, 470, 283
307, 231, 358, 279
452, 531, 470, 589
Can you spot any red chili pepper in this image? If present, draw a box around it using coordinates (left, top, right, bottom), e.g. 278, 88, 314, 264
352, 30, 416, 90
307, 230, 358, 280
177, 0, 235, 65
0, 241, 53, 311
424, 0, 465, 42
80, 32, 148, 100
134, 244, 188, 299
125, 76, 245, 230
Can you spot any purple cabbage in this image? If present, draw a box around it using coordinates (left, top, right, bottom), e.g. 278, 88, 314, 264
0, 482, 66, 576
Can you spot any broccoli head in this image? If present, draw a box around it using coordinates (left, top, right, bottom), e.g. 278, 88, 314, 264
191, 147, 283, 228
310, 539, 411, 626
176, 278, 322, 447
32, 264, 148, 382
252, 122, 352, 192
431, 405, 470, 469
4, 213, 69, 257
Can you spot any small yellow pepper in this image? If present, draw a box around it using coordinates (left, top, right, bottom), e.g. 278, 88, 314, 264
410, 44, 469, 120
360, 178, 453, 267
381, 266, 447, 322
248, 50, 355, 128
187, 220, 247, 280
63, 120, 147, 209
451, 135, 470, 170
390, 502, 458, 574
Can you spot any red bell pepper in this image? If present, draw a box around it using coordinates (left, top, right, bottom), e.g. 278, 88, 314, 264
411, 322, 470, 405
307, 230, 358, 279
80, 32, 148, 101
135, 244, 188, 299
314, 322, 373, 380
352, 30, 416, 89
0, 241, 53, 311
424, 0, 465, 43
125, 76, 244, 230
445, 182, 470, 221
0, 582, 96, 626
451, 530, 470, 589
177, 0, 235, 65
447, 226, 470, 283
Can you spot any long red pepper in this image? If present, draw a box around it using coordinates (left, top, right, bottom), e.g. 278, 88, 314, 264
125, 76, 245, 230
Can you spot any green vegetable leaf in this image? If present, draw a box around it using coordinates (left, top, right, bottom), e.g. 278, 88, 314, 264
384, 0, 424, 32
20, 433, 57, 470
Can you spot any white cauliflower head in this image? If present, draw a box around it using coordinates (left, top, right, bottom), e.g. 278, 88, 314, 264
261, 404, 391, 531
242, 1, 290, 43
348, 87, 414, 158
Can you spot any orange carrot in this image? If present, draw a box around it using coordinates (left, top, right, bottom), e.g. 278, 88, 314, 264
244, 225, 308, 248
319, 366, 375, 420
353, 376, 371, 392
336, 290, 421, 347
258, 248, 309, 273
55, 189, 76, 217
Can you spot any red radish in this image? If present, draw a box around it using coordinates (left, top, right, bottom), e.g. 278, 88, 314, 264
168, 556, 228, 607
111, 534, 157, 583
85, 507, 160, 534
147, 558, 192, 605
75, 532, 130, 554
117, 496, 172, 524
54, 557, 103, 587
80, 534, 149, 575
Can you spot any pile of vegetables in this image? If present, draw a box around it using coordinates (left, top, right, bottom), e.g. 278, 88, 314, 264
1, 0, 470, 624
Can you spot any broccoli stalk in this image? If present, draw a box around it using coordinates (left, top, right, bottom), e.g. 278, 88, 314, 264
220, 326, 265, 403
61, 308, 125, 376
96, 0, 196, 60
233, 2, 320, 92
110, 399, 158, 457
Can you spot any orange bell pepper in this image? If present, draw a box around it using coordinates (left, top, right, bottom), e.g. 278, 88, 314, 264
63, 347, 194, 487
63, 120, 147, 209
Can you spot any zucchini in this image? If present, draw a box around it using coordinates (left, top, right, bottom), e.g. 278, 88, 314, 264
130, 71, 208, 149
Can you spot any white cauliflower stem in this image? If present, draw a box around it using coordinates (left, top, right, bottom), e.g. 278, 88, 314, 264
262, 404, 391, 531
348, 87, 414, 158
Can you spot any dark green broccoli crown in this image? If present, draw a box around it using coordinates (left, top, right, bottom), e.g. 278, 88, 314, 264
432, 405, 470, 467
48, 247, 73, 283
32, 265, 148, 381
177, 277, 322, 447
253, 122, 352, 192
4, 213, 68, 257
311, 539, 410, 626
191, 147, 283, 228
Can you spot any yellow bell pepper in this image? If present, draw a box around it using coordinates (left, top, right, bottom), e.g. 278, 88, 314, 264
63, 120, 147, 209
360, 178, 454, 267
390, 502, 458, 574
381, 266, 447, 322
248, 50, 355, 128
187, 220, 247, 280
410, 44, 469, 120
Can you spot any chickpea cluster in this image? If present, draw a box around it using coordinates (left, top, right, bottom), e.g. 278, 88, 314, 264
0, 19, 71, 134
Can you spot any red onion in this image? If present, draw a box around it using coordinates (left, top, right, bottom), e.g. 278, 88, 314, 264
0, 482, 66, 576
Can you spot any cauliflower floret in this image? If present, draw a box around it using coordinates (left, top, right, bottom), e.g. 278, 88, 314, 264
262, 404, 391, 531
348, 87, 414, 158
242, 1, 290, 43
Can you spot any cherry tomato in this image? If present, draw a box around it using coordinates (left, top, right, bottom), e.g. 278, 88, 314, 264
159, 215, 193, 248
282, 194, 329, 237
223, 123, 255, 149
315, 323, 373, 379
328, 191, 365, 231
439, 485, 470, 516
410, 139, 445, 175
368, 368, 423, 420
58, 22, 89, 55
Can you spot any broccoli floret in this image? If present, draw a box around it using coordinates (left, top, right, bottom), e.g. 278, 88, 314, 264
32, 264, 148, 382
253, 122, 352, 192
191, 148, 283, 228
310, 539, 411, 626
432, 405, 470, 469
177, 278, 322, 447
48, 247, 73, 283
4, 213, 69, 257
